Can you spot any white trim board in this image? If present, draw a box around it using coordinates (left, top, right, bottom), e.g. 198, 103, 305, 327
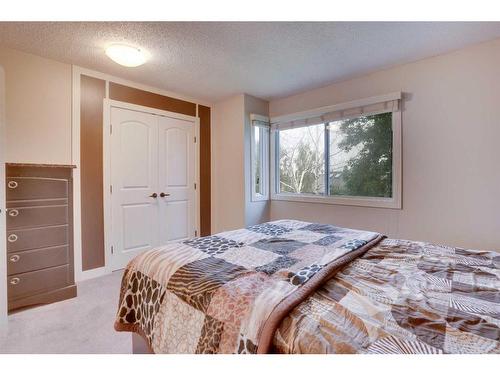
71, 66, 84, 282
72, 66, 205, 282
270, 91, 401, 125
0, 66, 7, 328
76, 266, 109, 282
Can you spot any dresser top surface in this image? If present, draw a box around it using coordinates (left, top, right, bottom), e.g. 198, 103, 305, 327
6, 163, 76, 169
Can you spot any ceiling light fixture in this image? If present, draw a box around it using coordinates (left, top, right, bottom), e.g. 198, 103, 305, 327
105, 44, 148, 67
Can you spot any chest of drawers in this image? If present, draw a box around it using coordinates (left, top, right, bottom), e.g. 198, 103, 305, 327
5, 164, 77, 311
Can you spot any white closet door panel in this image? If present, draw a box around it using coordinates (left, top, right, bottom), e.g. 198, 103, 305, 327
165, 201, 189, 241
166, 127, 188, 187
111, 107, 159, 270
158, 116, 196, 243
119, 121, 153, 189
122, 203, 156, 251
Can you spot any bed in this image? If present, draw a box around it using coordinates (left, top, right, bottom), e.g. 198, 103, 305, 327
114, 220, 500, 354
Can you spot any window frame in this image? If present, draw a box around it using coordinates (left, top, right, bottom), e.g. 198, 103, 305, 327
250, 115, 270, 202
270, 97, 402, 209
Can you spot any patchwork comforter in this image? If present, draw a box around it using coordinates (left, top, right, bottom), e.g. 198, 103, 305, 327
114, 220, 500, 354
114, 220, 382, 353
274, 238, 500, 354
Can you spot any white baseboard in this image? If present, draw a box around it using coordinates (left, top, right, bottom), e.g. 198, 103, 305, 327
76, 266, 111, 282
0, 316, 7, 334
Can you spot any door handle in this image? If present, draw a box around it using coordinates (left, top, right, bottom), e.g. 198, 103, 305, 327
149, 193, 158, 198
160, 192, 170, 198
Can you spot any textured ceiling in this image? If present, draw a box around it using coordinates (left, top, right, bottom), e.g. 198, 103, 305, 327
1, 22, 500, 102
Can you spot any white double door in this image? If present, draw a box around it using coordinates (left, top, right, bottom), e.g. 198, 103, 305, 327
110, 107, 196, 270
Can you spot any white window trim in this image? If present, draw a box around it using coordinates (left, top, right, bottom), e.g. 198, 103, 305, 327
271, 92, 401, 126
270, 94, 402, 209
250, 114, 270, 202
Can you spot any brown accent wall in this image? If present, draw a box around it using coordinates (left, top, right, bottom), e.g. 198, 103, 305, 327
80, 75, 106, 271
80, 78, 211, 271
198, 105, 211, 236
109, 82, 196, 116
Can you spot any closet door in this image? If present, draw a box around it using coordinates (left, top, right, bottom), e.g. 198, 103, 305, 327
110, 107, 159, 270
158, 116, 196, 243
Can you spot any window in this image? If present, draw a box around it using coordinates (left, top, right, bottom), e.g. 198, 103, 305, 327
278, 123, 325, 195
328, 112, 393, 198
271, 93, 401, 208
250, 115, 270, 201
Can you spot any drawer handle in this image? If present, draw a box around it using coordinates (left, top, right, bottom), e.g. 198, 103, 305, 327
8, 180, 18, 189
8, 234, 18, 242
10, 277, 20, 285
8, 209, 19, 217
9, 255, 20, 263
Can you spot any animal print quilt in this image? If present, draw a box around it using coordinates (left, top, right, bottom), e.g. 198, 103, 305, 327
114, 220, 382, 353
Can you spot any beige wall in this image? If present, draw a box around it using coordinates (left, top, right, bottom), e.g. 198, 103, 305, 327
269, 38, 500, 251
212, 93, 271, 232
212, 94, 246, 232
0, 47, 72, 164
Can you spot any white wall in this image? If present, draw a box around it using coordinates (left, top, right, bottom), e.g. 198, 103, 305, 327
244, 94, 270, 227
0, 47, 72, 164
269, 38, 500, 251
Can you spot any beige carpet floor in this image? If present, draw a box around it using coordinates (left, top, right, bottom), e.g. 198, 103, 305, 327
0, 270, 131, 353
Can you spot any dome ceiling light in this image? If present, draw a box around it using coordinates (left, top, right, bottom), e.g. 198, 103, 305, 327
105, 44, 148, 67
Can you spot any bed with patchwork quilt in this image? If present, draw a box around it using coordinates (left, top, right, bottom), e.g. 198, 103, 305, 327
114, 220, 500, 354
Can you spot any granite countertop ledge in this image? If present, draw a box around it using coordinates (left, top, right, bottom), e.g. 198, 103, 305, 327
6, 162, 77, 168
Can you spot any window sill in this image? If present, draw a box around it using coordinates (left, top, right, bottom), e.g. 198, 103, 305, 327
271, 193, 401, 209
251, 193, 269, 202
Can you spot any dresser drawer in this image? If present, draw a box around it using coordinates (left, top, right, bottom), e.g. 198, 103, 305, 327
7, 245, 69, 275
7, 225, 68, 253
6, 177, 68, 200
6, 205, 68, 229
7, 265, 71, 300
